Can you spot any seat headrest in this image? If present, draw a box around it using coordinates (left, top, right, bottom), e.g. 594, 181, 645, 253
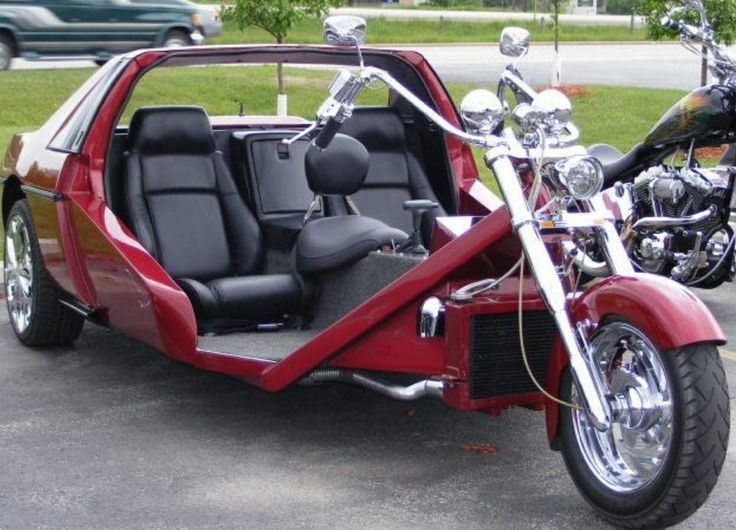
305, 134, 369, 196
128, 106, 215, 155
339, 108, 407, 152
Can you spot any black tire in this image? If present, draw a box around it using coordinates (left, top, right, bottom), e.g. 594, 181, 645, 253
559, 337, 729, 529
93, 58, 109, 67
3, 199, 84, 346
0, 33, 13, 70
162, 29, 191, 48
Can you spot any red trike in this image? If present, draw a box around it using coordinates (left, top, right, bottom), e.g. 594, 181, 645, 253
1, 16, 729, 528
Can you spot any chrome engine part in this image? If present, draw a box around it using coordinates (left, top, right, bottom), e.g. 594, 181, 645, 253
629, 165, 733, 286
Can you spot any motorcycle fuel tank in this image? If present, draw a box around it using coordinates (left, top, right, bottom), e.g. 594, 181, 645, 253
644, 84, 736, 149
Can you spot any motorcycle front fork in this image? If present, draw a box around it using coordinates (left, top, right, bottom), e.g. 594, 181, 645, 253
490, 155, 636, 431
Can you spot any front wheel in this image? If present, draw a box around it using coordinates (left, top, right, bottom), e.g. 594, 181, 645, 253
559, 322, 729, 529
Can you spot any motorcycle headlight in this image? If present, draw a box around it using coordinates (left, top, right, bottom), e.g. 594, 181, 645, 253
554, 156, 604, 200
531, 89, 571, 136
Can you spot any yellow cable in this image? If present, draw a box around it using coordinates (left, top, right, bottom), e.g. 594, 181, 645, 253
518, 255, 581, 410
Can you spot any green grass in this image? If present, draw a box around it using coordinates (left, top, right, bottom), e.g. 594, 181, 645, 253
0, 65, 687, 257
209, 18, 651, 45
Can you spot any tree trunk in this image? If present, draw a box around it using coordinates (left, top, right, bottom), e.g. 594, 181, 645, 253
277, 36, 285, 95
277, 62, 284, 95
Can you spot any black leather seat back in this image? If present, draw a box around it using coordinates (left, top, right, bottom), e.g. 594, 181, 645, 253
339, 107, 445, 234
125, 106, 263, 281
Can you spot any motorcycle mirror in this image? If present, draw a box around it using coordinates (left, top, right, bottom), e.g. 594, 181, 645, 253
500, 27, 530, 59
323, 16, 367, 47
460, 89, 507, 136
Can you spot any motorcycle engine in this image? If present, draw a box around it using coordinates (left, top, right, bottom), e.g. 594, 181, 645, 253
630, 165, 733, 286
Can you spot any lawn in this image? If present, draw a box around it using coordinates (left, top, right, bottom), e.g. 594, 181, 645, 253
209, 18, 651, 45
0, 65, 686, 257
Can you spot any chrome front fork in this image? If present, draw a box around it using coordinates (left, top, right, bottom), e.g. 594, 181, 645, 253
490, 155, 614, 430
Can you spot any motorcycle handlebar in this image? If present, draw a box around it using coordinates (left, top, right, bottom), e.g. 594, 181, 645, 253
661, 16, 682, 32
314, 117, 343, 149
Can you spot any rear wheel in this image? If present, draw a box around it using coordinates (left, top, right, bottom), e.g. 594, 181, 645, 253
163, 30, 191, 48
4, 200, 84, 346
0, 33, 14, 70
559, 321, 729, 529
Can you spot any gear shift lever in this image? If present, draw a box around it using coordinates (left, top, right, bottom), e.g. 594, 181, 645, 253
397, 199, 439, 255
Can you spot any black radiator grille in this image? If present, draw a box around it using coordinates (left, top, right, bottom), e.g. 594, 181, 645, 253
469, 311, 558, 400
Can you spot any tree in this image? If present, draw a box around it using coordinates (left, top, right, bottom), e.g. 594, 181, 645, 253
637, 0, 736, 84
222, 0, 343, 110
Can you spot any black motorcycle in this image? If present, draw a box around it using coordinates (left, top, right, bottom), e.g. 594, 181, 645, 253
496, 0, 736, 288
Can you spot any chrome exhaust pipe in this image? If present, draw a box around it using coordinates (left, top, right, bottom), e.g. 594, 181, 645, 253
301, 369, 444, 401
632, 205, 716, 230
562, 241, 610, 278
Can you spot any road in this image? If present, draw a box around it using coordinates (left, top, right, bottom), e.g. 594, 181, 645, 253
0, 285, 735, 529
408, 41, 721, 90
12, 41, 728, 90
332, 7, 645, 27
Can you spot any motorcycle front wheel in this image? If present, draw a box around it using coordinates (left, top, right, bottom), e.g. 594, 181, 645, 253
559, 321, 729, 529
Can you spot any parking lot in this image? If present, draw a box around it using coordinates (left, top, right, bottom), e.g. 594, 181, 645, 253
1, 282, 735, 529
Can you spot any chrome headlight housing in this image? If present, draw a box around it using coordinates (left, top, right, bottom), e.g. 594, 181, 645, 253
554, 156, 604, 200
460, 89, 507, 136
531, 89, 572, 136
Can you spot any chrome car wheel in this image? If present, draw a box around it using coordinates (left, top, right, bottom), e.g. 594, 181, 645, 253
570, 322, 673, 493
4, 213, 34, 333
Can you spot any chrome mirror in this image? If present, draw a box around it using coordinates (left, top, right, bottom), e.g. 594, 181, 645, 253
323, 16, 367, 47
460, 90, 506, 135
500, 27, 530, 59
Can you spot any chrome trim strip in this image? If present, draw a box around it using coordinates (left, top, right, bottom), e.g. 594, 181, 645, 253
20, 185, 62, 202
59, 299, 95, 317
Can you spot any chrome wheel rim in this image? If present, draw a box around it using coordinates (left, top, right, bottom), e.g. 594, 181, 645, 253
571, 322, 673, 493
4, 214, 34, 333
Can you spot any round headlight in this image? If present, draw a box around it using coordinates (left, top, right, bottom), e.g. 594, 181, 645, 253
531, 89, 572, 136
554, 156, 604, 200
460, 89, 506, 136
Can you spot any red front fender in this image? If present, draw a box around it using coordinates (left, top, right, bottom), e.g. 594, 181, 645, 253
545, 273, 725, 444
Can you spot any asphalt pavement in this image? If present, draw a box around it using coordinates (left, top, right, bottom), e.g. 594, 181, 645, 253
0, 285, 735, 529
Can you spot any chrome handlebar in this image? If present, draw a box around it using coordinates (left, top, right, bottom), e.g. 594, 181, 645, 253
662, 12, 736, 84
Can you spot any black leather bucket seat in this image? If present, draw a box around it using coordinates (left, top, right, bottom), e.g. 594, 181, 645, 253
123, 106, 310, 331
339, 108, 446, 239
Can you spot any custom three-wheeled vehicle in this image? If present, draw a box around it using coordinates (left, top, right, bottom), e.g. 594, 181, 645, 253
1, 17, 730, 528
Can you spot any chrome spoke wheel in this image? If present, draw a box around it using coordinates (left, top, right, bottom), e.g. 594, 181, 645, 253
4, 213, 34, 333
570, 322, 673, 493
